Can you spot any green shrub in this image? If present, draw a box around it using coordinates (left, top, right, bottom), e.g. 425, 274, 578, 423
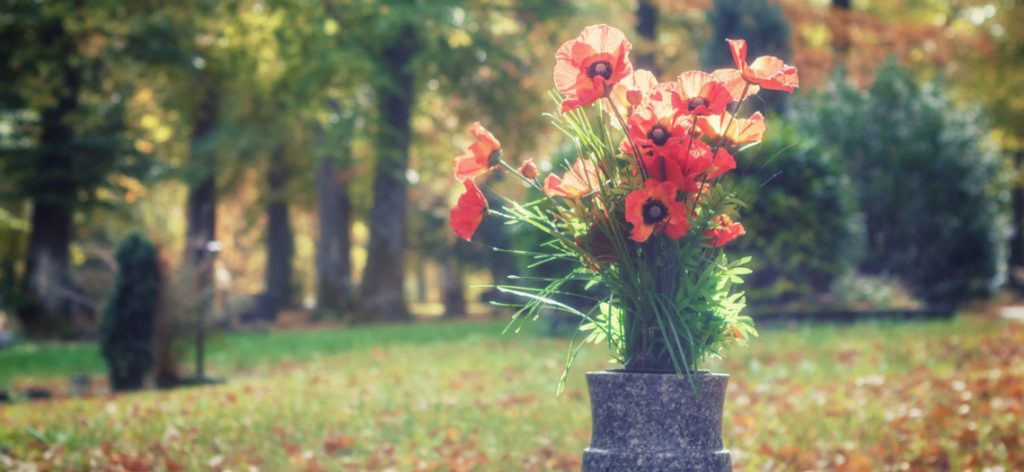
100, 232, 161, 391
795, 61, 1010, 304
731, 120, 862, 305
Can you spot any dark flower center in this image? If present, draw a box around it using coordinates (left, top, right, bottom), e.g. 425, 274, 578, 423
648, 125, 670, 146
687, 97, 710, 111
588, 61, 613, 80
642, 200, 668, 225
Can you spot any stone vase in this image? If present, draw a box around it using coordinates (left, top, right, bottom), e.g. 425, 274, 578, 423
582, 370, 732, 471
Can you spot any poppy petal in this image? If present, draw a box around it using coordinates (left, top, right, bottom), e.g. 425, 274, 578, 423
449, 180, 488, 241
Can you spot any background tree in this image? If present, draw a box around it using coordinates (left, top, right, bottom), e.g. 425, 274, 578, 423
119, 0, 239, 321
314, 108, 358, 318
336, 0, 571, 322
0, 0, 139, 336
358, 14, 418, 321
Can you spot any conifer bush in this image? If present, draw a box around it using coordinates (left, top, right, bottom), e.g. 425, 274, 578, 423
100, 232, 161, 391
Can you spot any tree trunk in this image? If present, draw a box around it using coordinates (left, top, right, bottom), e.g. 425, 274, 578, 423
314, 143, 353, 319
20, 18, 81, 337
185, 87, 219, 288
415, 257, 427, 304
635, 0, 659, 75
357, 25, 417, 323
265, 145, 294, 311
442, 254, 465, 318
184, 84, 218, 380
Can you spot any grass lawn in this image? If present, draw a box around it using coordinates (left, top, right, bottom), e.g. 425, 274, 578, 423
2, 314, 1023, 471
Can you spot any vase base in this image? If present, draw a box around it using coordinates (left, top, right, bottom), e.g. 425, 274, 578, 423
583, 447, 732, 472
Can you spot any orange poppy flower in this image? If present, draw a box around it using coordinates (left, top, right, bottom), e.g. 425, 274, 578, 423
697, 111, 766, 146
726, 39, 799, 93
517, 159, 538, 179
705, 214, 745, 247
453, 122, 502, 181
544, 158, 602, 199
671, 71, 733, 116
449, 179, 488, 241
554, 24, 634, 113
711, 68, 760, 101
624, 180, 691, 243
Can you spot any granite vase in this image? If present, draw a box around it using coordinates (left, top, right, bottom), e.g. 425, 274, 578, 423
582, 370, 732, 471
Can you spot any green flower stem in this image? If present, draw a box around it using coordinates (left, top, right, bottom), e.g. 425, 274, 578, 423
604, 95, 648, 181
497, 158, 542, 193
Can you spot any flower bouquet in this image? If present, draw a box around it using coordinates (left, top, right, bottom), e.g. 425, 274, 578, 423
449, 24, 797, 469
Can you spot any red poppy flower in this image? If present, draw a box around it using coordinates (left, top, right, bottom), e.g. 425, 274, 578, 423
697, 111, 766, 146
449, 179, 488, 241
726, 39, 799, 93
671, 71, 732, 116
624, 180, 691, 243
454, 122, 502, 181
554, 24, 634, 113
544, 158, 602, 199
705, 214, 745, 247
517, 159, 538, 179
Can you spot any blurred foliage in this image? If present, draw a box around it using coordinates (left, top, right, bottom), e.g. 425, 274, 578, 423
796, 60, 1010, 305
731, 120, 862, 306
100, 232, 160, 391
0, 0, 1021, 328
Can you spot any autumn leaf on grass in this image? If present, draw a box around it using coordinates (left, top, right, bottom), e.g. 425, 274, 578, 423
303, 459, 328, 472
835, 451, 872, 472
163, 457, 185, 472
323, 435, 354, 455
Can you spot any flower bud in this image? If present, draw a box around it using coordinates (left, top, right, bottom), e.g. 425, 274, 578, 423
518, 159, 538, 179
